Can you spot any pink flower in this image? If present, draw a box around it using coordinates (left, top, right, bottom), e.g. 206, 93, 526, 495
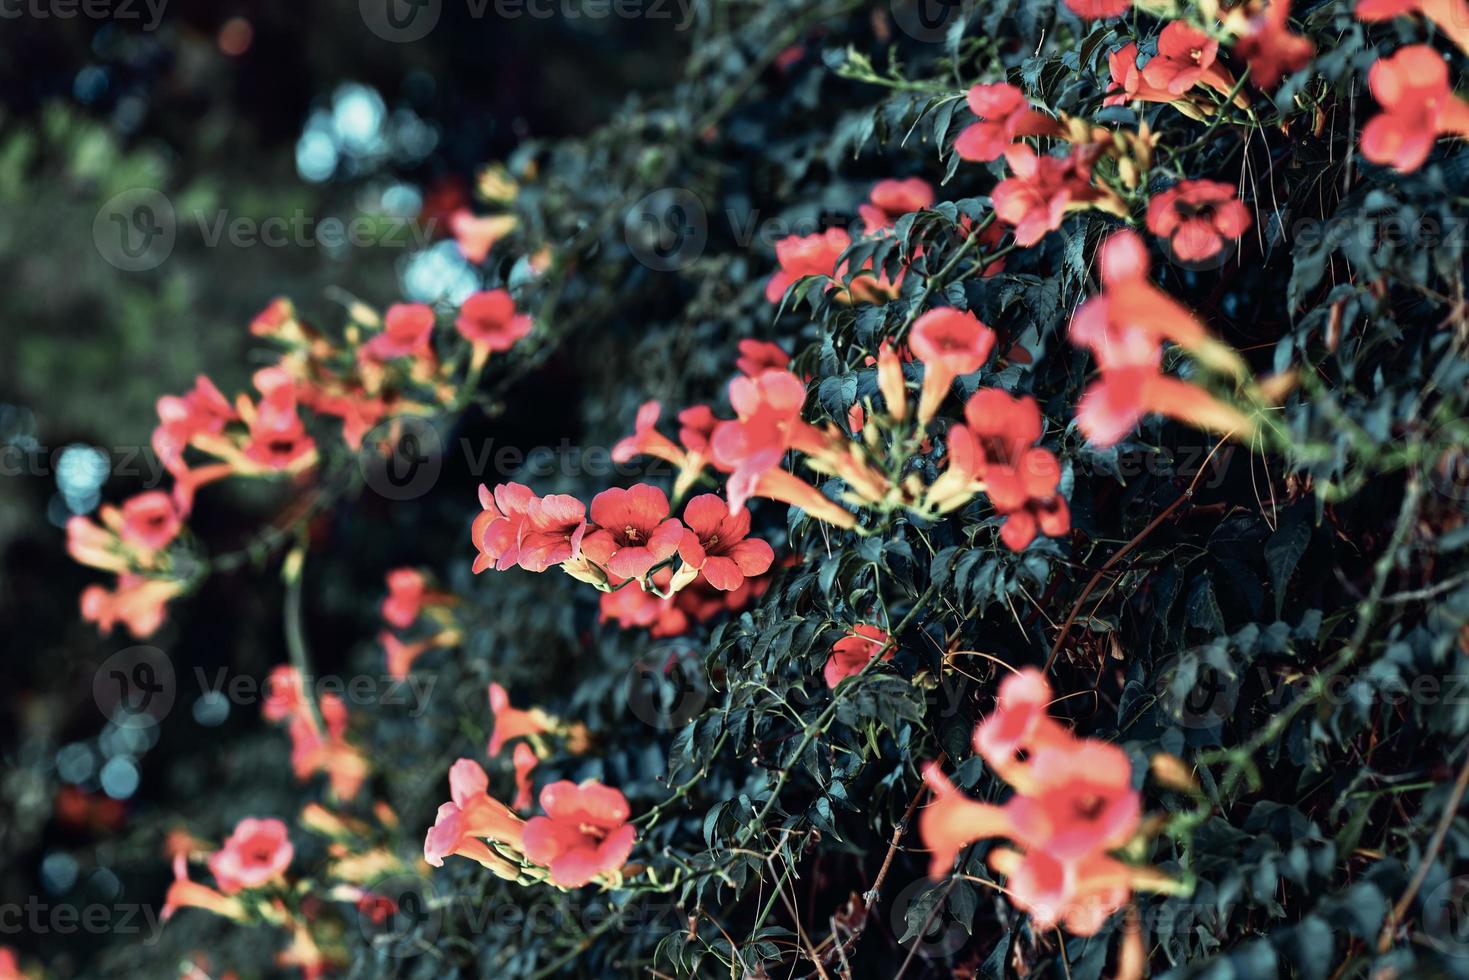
1105, 44, 1176, 107
736, 339, 791, 376
909, 308, 997, 422
1064, 0, 1129, 16
860, 178, 935, 233
449, 208, 516, 264
472, 483, 534, 573
362, 303, 436, 361
822, 624, 892, 688
955, 83, 1058, 162
455, 289, 533, 353
487, 682, 551, 757
1360, 45, 1469, 173
765, 229, 851, 303
381, 632, 430, 680
1142, 22, 1238, 97
80, 575, 181, 638
521, 780, 637, 888
512, 743, 538, 812
676, 494, 776, 591
153, 376, 235, 475
1146, 180, 1252, 263
710, 369, 832, 511
423, 759, 526, 873
381, 568, 429, 629
206, 817, 293, 894
1234, 0, 1315, 88
955, 390, 1070, 551
580, 485, 684, 579
992, 145, 1104, 247
519, 494, 589, 572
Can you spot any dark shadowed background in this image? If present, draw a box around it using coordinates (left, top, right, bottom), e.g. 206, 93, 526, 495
0, 4, 686, 974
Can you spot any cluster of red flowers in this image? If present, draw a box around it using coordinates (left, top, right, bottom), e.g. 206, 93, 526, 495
1068, 230, 1253, 448
261, 666, 369, 802
67, 289, 537, 639
919, 669, 1164, 936
423, 758, 636, 889
377, 568, 461, 678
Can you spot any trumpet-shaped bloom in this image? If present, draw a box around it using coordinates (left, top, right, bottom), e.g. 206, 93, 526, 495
381, 632, 430, 680
711, 369, 832, 511
80, 575, 182, 638
822, 624, 892, 688
154, 376, 236, 474
521, 780, 637, 888
1234, 0, 1315, 88
362, 303, 436, 361
161, 854, 247, 922
989, 848, 1132, 936
859, 178, 935, 233
1356, 0, 1469, 60
735, 339, 791, 377
919, 668, 1151, 938
1143, 22, 1238, 96
207, 817, 293, 894
1360, 45, 1469, 172
118, 491, 183, 554
455, 289, 533, 353
1104, 43, 1179, 107
955, 83, 1059, 162
1146, 180, 1252, 263
580, 485, 684, 579
450, 209, 517, 264
953, 391, 1070, 550
677, 494, 776, 591
381, 568, 430, 629
765, 229, 851, 303
487, 682, 552, 757
512, 743, 538, 812
993, 145, 1107, 247
910, 308, 997, 422
765, 229, 900, 304
423, 759, 526, 873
